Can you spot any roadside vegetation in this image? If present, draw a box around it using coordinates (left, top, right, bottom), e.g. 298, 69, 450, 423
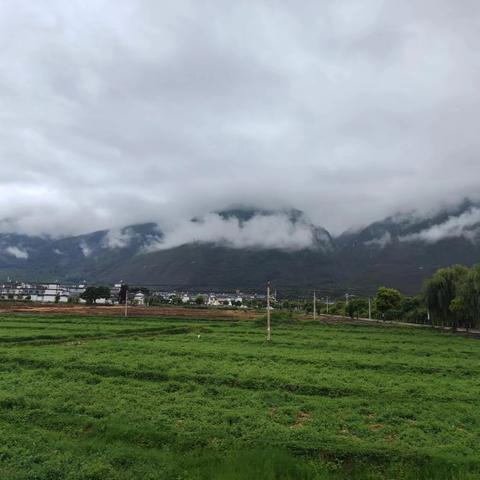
278, 264, 480, 332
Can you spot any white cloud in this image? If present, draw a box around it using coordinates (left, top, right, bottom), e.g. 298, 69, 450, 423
5, 246, 29, 259
103, 228, 135, 249
147, 212, 315, 251
364, 231, 392, 248
79, 241, 92, 257
400, 207, 480, 243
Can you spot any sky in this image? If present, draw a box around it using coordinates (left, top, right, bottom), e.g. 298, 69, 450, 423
1, 0, 480, 240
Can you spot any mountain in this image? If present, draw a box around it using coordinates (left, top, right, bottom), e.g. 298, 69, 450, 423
336, 199, 480, 294
1, 203, 480, 295
0, 223, 162, 283
97, 209, 338, 292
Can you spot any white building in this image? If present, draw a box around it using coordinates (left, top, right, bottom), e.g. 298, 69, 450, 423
39, 283, 70, 303
134, 292, 145, 306
207, 295, 220, 306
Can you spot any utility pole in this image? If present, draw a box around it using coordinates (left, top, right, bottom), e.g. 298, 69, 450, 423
124, 287, 128, 318
313, 290, 316, 320
368, 297, 371, 320
326, 296, 329, 314
345, 293, 349, 306
266, 281, 271, 341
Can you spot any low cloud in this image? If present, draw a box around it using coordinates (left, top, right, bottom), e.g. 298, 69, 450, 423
79, 241, 92, 257
5, 246, 29, 259
148, 212, 315, 251
364, 232, 392, 248
103, 228, 136, 249
400, 207, 480, 243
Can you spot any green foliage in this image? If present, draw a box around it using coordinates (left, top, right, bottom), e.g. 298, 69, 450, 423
454, 264, 480, 330
375, 287, 402, 320
423, 265, 469, 328
400, 296, 427, 324
170, 295, 183, 305
195, 296, 205, 305
147, 295, 169, 306
281, 300, 294, 311
328, 301, 345, 316
345, 298, 369, 319
80, 286, 111, 305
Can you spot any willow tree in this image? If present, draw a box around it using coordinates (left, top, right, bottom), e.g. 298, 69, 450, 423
423, 265, 468, 329
454, 264, 480, 331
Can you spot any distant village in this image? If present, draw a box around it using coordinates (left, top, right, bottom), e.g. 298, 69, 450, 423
0, 281, 268, 307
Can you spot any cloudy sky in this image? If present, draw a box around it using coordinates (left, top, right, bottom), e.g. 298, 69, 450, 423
1, 0, 480, 238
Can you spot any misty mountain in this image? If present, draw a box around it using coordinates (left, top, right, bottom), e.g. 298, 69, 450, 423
1, 203, 480, 295
0, 223, 162, 283
337, 199, 480, 293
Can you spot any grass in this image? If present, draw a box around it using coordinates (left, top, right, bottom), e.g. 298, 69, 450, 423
0, 313, 479, 479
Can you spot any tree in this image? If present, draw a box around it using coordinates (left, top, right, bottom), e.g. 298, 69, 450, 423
118, 284, 129, 304
304, 301, 313, 314
376, 287, 402, 321
423, 265, 468, 329
400, 296, 427, 324
329, 301, 345, 316
345, 298, 368, 319
195, 295, 205, 305
81, 286, 111, 305
96, 286, 111, 300
170, 295, 183, 305
454, 264, 480, 331
147, 295, 166, 306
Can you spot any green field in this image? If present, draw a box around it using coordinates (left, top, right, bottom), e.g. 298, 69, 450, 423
0, 314, 479, 479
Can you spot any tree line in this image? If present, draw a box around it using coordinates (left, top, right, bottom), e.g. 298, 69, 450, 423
423, 264, 480, 331
292, 264, 480, 331
279, 288, 427, 324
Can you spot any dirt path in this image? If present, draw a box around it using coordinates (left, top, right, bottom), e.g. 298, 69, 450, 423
0, 303, 260, 319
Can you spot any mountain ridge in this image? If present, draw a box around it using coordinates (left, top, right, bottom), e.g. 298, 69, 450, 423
1, 203, 480, 294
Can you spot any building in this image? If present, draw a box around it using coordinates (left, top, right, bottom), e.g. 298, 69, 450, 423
133, 292, 145, 306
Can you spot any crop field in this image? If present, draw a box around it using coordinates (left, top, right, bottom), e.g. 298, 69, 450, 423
0, 314, 480, 479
